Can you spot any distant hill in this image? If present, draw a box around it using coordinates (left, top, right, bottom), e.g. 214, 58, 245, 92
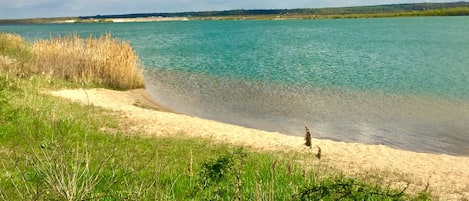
1, 2, 469, 24
79, 1, 469, 19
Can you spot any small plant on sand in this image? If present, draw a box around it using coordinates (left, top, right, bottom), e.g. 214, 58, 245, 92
304, 126, 312, 148
316, 146, 322, 160
304, 126, 321, 159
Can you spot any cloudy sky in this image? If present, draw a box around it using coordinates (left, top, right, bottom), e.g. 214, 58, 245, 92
0, 0, 459, 19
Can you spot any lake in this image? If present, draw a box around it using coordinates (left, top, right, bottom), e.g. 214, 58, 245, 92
2, 16, 468, 155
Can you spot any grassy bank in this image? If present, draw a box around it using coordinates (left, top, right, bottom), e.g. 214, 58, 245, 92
0, 33, 431, 200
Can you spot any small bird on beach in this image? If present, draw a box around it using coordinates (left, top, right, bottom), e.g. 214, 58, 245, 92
304, 126, 312, 148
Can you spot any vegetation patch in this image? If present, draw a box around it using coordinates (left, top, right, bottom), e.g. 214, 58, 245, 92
1, 33, 144, 90
0, 32, 432, 200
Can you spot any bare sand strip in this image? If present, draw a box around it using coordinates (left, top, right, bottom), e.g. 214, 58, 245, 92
50, 88, 469, 200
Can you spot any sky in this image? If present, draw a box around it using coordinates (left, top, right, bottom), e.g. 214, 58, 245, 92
0, 0, 461, 19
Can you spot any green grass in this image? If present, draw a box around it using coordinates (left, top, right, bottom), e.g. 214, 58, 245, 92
0, 73, 432, 201
0, 33, 432, 200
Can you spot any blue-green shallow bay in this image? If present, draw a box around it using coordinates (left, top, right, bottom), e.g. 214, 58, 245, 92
2, 17, 468, 155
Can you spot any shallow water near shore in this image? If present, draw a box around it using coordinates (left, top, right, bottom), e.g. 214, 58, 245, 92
145, 68, 469, 155
2, 17, 468, 155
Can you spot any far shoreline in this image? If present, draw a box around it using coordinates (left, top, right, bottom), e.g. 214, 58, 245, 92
2, 14, 468, 25
2, 2, 469, 25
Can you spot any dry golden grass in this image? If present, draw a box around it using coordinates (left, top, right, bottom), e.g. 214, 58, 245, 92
1, 33, 145, 89
0, 33, 25, 52
0, 33, 34, 75
31, 33, 144, 89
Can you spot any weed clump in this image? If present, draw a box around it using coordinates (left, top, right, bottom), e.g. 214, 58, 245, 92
292, 177, 409, 201
191, 148, 246, 200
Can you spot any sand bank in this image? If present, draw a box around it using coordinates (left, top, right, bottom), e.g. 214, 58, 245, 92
50, 88, 469, 200
55, 17, 190, 24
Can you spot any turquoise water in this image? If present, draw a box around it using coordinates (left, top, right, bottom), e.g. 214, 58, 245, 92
2, 17, 468, 155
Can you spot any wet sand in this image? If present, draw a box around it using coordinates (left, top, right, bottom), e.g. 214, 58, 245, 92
50, 88, 469, 200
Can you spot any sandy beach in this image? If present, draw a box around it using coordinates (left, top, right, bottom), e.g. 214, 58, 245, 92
50, 88, 469, 200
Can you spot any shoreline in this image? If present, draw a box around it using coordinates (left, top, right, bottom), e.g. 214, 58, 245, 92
49, 88, 469, 200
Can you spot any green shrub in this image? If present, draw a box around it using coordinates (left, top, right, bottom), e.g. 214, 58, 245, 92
292, 176, 408, 201
190, 148, 246, 200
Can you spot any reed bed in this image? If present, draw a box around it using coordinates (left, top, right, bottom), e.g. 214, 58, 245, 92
0, 33, 25, 54
0, 33, 33, 73
31, 33, 144, 89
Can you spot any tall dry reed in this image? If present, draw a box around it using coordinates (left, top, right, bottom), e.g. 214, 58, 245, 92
0, 33, 26, 54
0, 33, 33, 75
32, 33, 144, 89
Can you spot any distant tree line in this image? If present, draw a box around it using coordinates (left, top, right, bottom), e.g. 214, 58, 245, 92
1, 1, 468, 24
79, 1, 469, 19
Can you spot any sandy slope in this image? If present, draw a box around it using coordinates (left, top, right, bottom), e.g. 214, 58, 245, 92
50, 88, 469, 200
